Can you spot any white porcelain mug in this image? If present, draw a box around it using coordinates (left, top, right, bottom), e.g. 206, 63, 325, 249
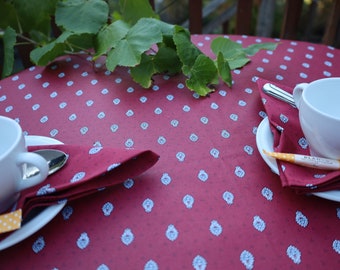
0, 116, 49, 213
293, 77, 340, 159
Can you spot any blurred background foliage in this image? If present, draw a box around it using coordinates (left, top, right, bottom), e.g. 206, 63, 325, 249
0, 0, 338, 76
154, 0, 336, 43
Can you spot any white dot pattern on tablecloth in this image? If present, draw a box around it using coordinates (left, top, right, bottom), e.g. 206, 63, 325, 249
0, 35, 340, 269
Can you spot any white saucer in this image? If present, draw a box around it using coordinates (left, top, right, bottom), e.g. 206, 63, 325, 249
256, 117, 340, 202
0, 136, 66, 251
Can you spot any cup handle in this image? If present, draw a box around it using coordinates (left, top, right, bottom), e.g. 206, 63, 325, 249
16, 152, 49, 191
293, 83, 309, 108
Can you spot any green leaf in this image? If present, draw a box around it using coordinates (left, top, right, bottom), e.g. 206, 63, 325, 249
130, 45, 182, 88
227, 53, 250, 70
30, 31, 95, 66
243, 42, 278, 55
154, 46, 182, 74
2, 27, 16, 78
94, 20, 130, 59
211, 37, 250, 69
185, 54, 218, 96
152, 20, 176, 49
30, 31, 72, 66
211, 37, 277, 70
11, 0, 57, 34
211, 37, 243, 59
0, 1, 18, 31
173, 26, 201, 75
118, 0, 159, 25
55, 0, 108, 34
130, 54, 156, 88
106, 18, 162, 71
216, 52, 232, 87
67, 33, 95, 50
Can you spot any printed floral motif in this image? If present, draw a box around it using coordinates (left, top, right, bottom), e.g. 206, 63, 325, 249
244, 145, 253, 155
32, 236, 45, 254
161, 173, 172, 185
197, 170, 208, 182
261, 187, 273, 201
62, 205, 73, 220
295, 211, 308, 228
70, 172, 86, 183
89, 146, 102, 154
332, 240, 340, 254
253, 216, 266, 232
123, 178, 134, 189
107, 163, 120, 171
210, 148, 220, 158
121, 228, 134, 246
286, 245, 301, 264
222, 191, 234, 205
298, 137, 308, 149
97, 264, 109, 270
279, 113, 289, 123
144, 260, 158, 270
240, 250, 255, 270
77, 232, 90, 249
176, 152, 186, 162
165, 224, 178, 241
36, 184, 56, 196
102, 202, 114, 216
209, 220, 222, 236
142, 198, 154, 213
192, 255, 207, 270
235, 166, 245, 178
183, 194, 194, 209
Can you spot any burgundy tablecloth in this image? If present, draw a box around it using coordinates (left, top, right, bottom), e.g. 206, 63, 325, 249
0, 35, 339, 269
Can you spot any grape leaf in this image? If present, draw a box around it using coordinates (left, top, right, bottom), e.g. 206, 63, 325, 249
130, 54, 156, 88
2, 27, 16, 78
173, 26, 202, 76
211, 37, 277, 69
227, 53, 250, 70
11, 0, 57, 34
55, 0, 108, 34
152, 20, 176, 49
0, 1, 19, 31
118, 0, 159, 25
106, 18, 162, 71
94, 20, 130, 59
153, 46, 182, 74
30, 31, 71, 65
131, 41, 181, 88
185, 54, 219, 96
211, 37, 243, 57
216, 52, 232, 87
243, 42, 278, 55
30, 31, 94, 66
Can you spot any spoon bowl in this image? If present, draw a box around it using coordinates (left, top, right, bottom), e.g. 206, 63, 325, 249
24, 149, 68, 179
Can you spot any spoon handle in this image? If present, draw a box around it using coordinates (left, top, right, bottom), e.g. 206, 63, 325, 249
262, 83, 296, 108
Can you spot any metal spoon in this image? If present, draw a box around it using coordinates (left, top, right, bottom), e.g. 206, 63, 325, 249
24, 149, 69, 179
262, 83, 297, 108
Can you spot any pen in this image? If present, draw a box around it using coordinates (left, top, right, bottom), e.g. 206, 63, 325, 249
263, 150, 340, 170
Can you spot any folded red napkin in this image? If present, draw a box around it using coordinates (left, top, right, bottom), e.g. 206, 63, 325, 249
15, 144, 159, 218
257, 78, 340, 193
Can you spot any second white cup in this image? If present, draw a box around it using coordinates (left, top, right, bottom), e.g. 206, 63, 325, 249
293, 77, 340, 159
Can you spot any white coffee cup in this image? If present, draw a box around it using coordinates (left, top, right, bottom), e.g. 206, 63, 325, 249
293, 77, 340, 159
0, 116, 49, 213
